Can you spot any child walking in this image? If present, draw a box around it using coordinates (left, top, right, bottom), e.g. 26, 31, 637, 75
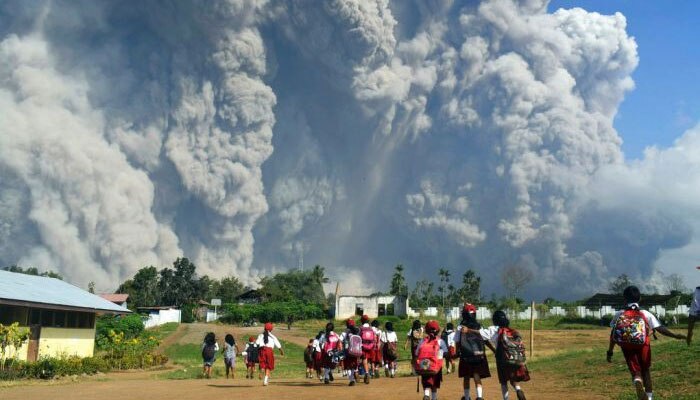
256, 322, 285, 386
340, 319, 361, 386
607, 286, 686, 400
222, 334, 239, 379
441, 322, 456, 374
320, 322, 342, 384
371, 320, 383, 378
454, 304, 491, 400
305, 339, 315, 379
487, 310, 529, 400
687, 285, 700, 345
381, 321, 399, 378
405, 319, 424, 375
201, 332, 219, 379
359, 314, 376, 384
414, 320, 448, 400
243, 336, 259, 379
313, 330, 324, 380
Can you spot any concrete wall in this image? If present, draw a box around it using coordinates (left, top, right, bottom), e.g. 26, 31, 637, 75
335, 295, 407, 319
38, 327, 96, 358
143, 309, 181, 329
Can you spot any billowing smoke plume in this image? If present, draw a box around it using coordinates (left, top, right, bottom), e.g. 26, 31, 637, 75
1, 0, 696, 298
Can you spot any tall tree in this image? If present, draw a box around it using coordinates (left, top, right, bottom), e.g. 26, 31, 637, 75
608, 273, 633, 295
259, 269, 326, 305
390, 264, 408, 297
410, 279, 436, 309
501, 265, 533, 299
438, 268, 450, 308
459, 269, 481, 304
664, 273, 688, 294
215, 276, 245, 304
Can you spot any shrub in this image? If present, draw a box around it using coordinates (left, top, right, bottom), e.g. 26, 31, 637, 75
95, 314, 144, 349
220, 301, 324, 324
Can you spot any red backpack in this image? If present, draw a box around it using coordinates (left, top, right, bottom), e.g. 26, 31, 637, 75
497, 327, 526, 366
360, 327, 376, 351
612, 308, 650, 349
415, 338, 442, 376
323, 332, 339, 353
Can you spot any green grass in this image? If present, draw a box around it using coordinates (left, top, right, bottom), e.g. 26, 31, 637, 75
162, 340, 308, 380
529, 339, 700, 399
147, 322, 180, 341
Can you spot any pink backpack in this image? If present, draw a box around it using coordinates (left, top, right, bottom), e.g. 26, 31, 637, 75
347, 334, 363, 357
415, 338, 442, 376
323, 333, 339, 353
360, 327, 376, 351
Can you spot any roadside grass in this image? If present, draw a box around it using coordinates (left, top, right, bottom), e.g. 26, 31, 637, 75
162, 339, 307, 380
147, 322, 180, 341
529, 337, 700, 399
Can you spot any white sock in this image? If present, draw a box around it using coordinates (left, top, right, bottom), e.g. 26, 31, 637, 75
432, 390, 438, 400
324, 368, 329, 379
501, 384, 509, 399
347, 371, 354, 381
514, 385, 521, 391
263, 376, 268, 384
647, 393, 653, 400
476, 385, 483, 398
424, 388, 431, 397
464, 388, 471, 400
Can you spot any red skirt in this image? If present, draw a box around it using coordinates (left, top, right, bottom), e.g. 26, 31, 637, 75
259, 346, 275, 370
362, 348, 374, 360
372, 348, 383, 363
421, 369, 443, 389
458, 357, 491, 378
313, 351, 323, 370
496, 362, 530, 384
621, 344, 652, 375
344, 354, 359, 370
382, 345, 397, 362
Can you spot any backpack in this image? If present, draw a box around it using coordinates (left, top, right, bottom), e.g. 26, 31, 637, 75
361, 327, 376, 351
612, 309, 649, 349
497, 327, 526, 366
347, 334, 363, 357
202, 343, 216, 360
459, 330, 485, 364
304, 346, 314, 363
409, 329, 422, 348
323, 333, 339, 353
415, 338, 442, 376
385, 341, 398, 359
247, 344, 260, 363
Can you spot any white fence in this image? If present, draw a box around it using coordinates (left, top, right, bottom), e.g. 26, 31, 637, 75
143, 308, 181, 328
407, 304, 690, 321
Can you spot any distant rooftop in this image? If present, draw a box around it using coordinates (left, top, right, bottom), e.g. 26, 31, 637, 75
0, 270, 130, 314
99, 293, 129, 303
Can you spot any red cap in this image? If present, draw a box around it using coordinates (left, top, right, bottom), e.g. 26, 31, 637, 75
248, 336, 255, 342
463, 303, 477, 314
361, 314, 369, 323
425, 320, 440, 333
346, 318, 355, 327
264, 322, 273, 331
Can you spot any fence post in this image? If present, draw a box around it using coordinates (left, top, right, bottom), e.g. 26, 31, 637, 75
530, 301, 535, 359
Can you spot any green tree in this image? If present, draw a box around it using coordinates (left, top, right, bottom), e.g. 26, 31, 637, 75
410, 279, 436, 309
390, 264, 408, 297
118, 266, 160, 309
608, 273, 634, 295
259, 269, 326, 306
459, 269, 481, 303
214, 276, 245, 304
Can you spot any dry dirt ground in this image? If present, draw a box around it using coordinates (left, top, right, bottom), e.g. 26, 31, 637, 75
0, 325, 611, 400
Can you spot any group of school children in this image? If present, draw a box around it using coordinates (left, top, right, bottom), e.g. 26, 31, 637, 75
305, 316, 402, 386
200, 322, 284, 385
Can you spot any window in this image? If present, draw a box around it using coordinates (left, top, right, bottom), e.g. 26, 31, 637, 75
378, 304, 386, 316
0, 305, 28, 325
386, 303, 395, 316
67, 312, 78, 328
24, 309, 95, 329
54, 311, 66, 328
78, 312, 94, 329
355, 304, 364, 316
41, 310, 54, 326
29, 309, 41, 325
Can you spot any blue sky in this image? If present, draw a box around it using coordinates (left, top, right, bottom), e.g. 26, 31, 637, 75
550, 1, 700, 160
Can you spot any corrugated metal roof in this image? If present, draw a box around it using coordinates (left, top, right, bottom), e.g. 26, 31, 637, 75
99, 293, 129, 303
0, 270, 130, 313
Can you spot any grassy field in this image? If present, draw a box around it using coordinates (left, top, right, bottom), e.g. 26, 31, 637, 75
529, 337, 700, 399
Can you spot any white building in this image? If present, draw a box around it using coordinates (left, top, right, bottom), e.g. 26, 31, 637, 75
335, 295, 408, 319
138, 306, 181, 329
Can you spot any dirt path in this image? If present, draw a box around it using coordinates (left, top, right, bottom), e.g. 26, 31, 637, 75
0, 368, 604, 400
0, 326, 612, 399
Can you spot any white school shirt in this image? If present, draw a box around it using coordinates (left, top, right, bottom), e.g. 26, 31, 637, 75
407, 327, 424, 338
255, 332, 282, 349
312, 338, 321, 352
202, 342, 220, 352
445, 330, 457, 347
380, 331, 398, 343
454, 324, 495, 348
691, 287, 700, 316
414, 337, 448, 359
609, 304, 661, 330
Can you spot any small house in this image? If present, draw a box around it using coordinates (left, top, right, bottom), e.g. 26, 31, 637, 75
334, 294, 408, 319
98, 293, 129, 309
137, 306, 181, 329
0, 270, 130, 361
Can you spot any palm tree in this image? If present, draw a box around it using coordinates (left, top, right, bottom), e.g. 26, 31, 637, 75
438, 268, 450, 309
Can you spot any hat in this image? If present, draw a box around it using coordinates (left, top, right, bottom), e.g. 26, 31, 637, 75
463, 303, 477, 314
425, 320, 440, 333
264, 322, 273, 331
248, 336, 255, 342
361, 314, 369, 323
346, 318, 356, 327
